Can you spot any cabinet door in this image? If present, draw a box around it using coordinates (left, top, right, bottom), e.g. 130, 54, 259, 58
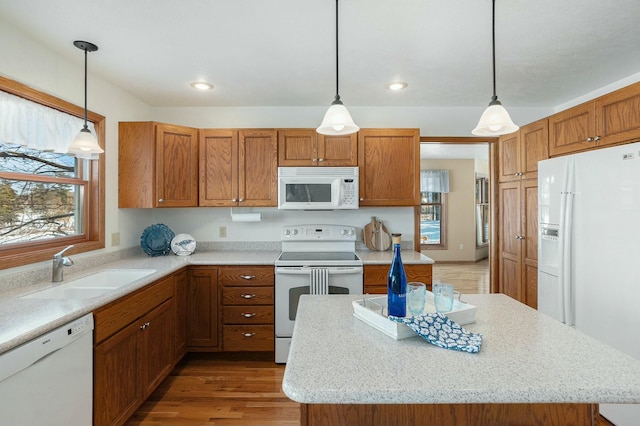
520, 119, 549, 179
594, 81, 640, 148
139, 299, 174, 400
118, 122, 155, 208
174, 270, 188, 362
522, 179, 539, 309
363, 264, 433, 294
317, 133, 358, 166
358, 129, 420, 206
239, 129, 278, 206
94, 321, 141, 426
155, 123, 199, 207
497, 132, 520, 182
278, 129, 317, 166
549, 103, 595, 156
498, 181, 522, 301
199, 129, 238, 206
188, 268, 219, 348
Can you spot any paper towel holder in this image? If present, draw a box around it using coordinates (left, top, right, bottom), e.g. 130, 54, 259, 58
230, 207, 262, 222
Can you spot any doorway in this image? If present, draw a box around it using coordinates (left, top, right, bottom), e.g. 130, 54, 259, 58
418, 137, 497, 294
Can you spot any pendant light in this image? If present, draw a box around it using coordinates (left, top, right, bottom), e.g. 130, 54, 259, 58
317, 0, 359, 135
472, 0, 518, 136
67, 40, 104, 159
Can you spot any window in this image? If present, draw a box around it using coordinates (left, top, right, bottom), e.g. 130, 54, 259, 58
0, 76, 104, 269
420, 170, 449, 249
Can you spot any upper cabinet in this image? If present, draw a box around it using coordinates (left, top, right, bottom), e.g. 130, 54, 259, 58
278, 129, 357, 166
119, 122, 199, 208
199, 129, 278, 207
498, 119, 549, 182
549, 81, 640, 156
358, 128, 420, 206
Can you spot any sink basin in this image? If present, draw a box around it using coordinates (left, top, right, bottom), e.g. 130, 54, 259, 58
22, 269, 157, 300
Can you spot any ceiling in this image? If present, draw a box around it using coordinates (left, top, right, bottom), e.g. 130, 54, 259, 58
1, 0, 639, 109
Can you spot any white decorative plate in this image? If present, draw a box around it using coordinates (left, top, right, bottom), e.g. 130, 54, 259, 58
171, 233, 196, 256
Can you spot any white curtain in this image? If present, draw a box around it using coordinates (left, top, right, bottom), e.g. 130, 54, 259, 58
0, 90, 95, 154
420, 170, 450, 193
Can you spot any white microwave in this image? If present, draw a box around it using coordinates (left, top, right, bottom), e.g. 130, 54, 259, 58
277, 167, 359, 210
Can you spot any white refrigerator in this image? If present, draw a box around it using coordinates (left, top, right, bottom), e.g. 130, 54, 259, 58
538, 141, 640, 425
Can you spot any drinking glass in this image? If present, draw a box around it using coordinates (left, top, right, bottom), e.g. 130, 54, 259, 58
433, 283, 455, 313
407, 282, 426, 316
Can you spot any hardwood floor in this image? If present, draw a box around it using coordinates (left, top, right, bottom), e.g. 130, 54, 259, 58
126, 352, 299, 426
432, 258, 490, 294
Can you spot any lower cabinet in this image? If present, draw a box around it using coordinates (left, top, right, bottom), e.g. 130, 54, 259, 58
187, 267, 219, 350
93, 276, 174, 426
220, 266, 274, 351
173, 269, 188, 362
363, 264, 433, 294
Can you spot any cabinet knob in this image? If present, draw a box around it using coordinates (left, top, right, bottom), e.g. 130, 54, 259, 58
239, 198, 244, 202
242, 332, 256, 338
594, 136, 601, 141
312, 158, 317, 162
586, 137, 594, 142
318, 158, 324, 162
240, 275, 256, 280
232, 198, 237, 202
359, 197, 364, 201
158, 199, 164, 203
241, 294, 256, 299
241, 312, 256, 318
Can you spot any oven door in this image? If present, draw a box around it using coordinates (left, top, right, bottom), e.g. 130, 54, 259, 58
275, 266, 363, 338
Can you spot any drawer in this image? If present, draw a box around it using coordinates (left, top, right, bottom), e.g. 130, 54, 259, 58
223, 325, 274, 351
219, 266, 274, 286
222, 286, 274, 305
223, 305, 273, 325
364, 264, 433, 285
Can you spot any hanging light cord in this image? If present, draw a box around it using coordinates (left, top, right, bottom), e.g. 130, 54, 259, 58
490, 0, 499, 105
332, 0, 343, 105
82, 47, 89, 130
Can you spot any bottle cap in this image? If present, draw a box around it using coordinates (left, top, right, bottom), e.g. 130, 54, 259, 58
392, 233, 401, 245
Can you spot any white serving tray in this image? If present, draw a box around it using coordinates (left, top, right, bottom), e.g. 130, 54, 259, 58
352, 292, 477, 340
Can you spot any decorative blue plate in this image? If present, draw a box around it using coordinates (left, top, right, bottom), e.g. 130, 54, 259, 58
140, 224, 174, 256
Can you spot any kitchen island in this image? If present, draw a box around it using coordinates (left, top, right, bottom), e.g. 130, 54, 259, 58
282, 294, 640, 426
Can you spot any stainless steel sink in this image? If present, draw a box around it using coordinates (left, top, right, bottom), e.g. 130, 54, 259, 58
22, 269, 157, 299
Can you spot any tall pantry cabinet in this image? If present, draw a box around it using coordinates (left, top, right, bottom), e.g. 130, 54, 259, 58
497, 119, 548, 308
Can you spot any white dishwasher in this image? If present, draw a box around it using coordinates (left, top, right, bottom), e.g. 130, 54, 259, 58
0, 313, 94, 426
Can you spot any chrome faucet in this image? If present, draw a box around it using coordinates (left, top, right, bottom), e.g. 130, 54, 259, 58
52, 245, 75, 282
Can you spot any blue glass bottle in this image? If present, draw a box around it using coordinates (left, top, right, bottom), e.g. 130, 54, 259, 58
387, 233, 407, 317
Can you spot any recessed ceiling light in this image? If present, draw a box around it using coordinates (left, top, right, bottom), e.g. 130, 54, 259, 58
387, 82, 408, 91
190, 81, 214, 91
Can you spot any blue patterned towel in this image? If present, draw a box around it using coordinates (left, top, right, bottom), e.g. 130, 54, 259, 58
389, 313, 483, 353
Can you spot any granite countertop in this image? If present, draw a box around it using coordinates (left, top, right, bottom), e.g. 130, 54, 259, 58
282, 294, 640, 405
0, 247, 433, 355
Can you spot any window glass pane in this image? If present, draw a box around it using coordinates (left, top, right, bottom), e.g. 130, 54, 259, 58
0, 178, 83, 245
420, 191, 441, 204
420, 203, 441, 245
0, 143, 77, 177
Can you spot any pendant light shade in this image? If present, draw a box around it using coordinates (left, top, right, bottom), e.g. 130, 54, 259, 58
472, 0, 518, 136
317, 0, 359, 135
67, 40, 104, 159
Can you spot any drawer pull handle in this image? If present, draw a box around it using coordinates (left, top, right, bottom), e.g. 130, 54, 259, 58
240, 275, 256, 280
241, 312, 256, 318
140, 321, 150, 330
242, 332, 256, 338
241, 294, 257, 299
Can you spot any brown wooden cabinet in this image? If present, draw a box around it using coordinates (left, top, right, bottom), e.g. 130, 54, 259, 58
118, 122, 198, 207
358, 128, 420, 206
498, 119, 549, 183
93, 276, 174, 426
220, 266, 274, 351
549, 81, 640, 156
363, 263, 433, 295
497, 180, 538, 308
278, 129, 358, 166
187, 267, 219, 350
173, 269, 188, 363
199, 129, 278, 206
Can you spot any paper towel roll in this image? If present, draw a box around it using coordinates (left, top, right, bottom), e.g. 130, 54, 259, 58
231, 213, 262, 222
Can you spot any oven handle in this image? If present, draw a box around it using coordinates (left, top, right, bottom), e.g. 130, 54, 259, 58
275, 266, 363, 275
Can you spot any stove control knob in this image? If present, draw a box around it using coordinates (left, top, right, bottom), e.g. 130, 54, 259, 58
292, 229, 299, 236
283, 229, 291, 237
